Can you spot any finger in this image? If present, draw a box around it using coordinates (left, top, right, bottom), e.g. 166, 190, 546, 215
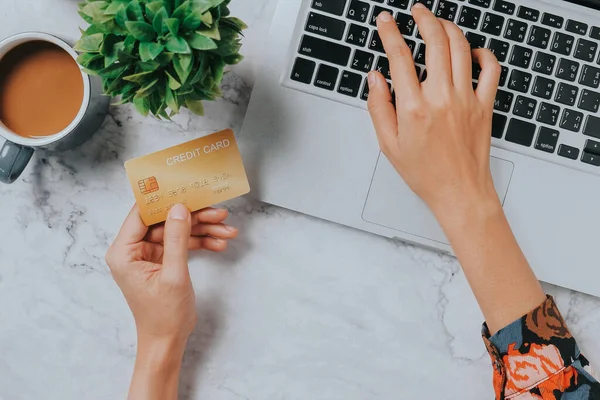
114, 205, 149, 246
189, 237, 228, 252
162, 204, 192, 273
472, 48, 501, 108
411, 3, 452, 84
367, 71, 398, 154
376, 11, 421, 100
191, 223, 238, 239
145, 208, 229, 243
439, 19, 473, 93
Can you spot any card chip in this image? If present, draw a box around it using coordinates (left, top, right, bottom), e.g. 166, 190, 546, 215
138, 177, 159, 195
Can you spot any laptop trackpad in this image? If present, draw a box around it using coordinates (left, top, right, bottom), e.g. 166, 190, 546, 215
362, 155, 514, 245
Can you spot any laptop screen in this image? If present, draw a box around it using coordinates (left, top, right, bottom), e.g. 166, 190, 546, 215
563, 0, 600, 10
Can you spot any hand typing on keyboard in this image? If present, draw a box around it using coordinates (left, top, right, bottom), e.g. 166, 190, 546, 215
367, 3, 501, 219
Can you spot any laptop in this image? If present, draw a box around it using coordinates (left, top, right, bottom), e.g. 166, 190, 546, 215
239, 0, 600, 297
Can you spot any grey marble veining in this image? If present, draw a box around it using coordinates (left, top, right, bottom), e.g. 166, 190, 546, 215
1, 1, 599, 399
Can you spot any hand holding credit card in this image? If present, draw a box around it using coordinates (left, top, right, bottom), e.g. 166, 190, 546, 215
125, 129, 250, 226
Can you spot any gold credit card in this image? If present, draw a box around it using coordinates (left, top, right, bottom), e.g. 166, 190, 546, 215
125, 129, 250, 226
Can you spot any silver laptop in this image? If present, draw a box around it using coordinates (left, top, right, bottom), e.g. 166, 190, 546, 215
239, 0, 600, 297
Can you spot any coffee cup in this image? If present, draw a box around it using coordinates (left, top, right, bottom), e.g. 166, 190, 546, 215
0, 32, 110, 184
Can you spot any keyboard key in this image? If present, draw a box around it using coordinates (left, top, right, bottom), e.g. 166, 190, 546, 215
537, 102, 560, 126
376, 56, 391, 79
505, 118, 536, 146
566, 19, 588, 36
370, 5, 393, 25
472, 62, 482, 80
580, 64, 600, 88
555, 82, 579, 106
574, 39, 598, 62
435, 0, 459, 21
314, 64, 339, 90
504, 18, 528, 42
346, 24, 370, 47
415, 43, 426, 64
491, 113, 507, 138
420, 68, 428, 82
578, 89, 600, 112
305, 12, 346, 40
584, 115, 600, 139
541, 13, 563, 29
531, 52, 556, 75
311, 0, 347, 16
551, 32, 575, 56
531, 76, 555, 100
290, 57, 316, 84
560, 108, 584, 132
499, 66, 509, 86
509, 45, 532, 68
513, 95, 537, 119
517, 6, 539, 22
361, 78, 370, 101
369, 30, 385, 53
469, 0, 490, 8
338, 70, 362, 97
299, 35, 352, 66
591, 26, 600, 40
528, 26, 551, 49
466, 32, 486, 48
556, 58, 580, 82
581, 152, 600, 166
493, 0, 515, 15
535, 127, 559, 153
387, 0, 410, 9
395, 12, 416, 35
487, 38, 510, 62
458, 6, 481, 29
351, 50, 375, 72
494, 89, 514, 112
508, 69, 532, 92
481, 13, 504, 37
413, 0, 434, 9
347, 0, 370, 23
558, 144, 580, 160
584, 139, 600, 155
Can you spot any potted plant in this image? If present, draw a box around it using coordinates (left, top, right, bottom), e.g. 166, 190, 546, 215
75, 0, 247, 119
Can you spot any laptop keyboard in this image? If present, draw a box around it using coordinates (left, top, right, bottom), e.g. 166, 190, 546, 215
285, 0, 600, 171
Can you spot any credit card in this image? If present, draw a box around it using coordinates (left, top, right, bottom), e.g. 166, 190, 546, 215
125, 129, 250, 226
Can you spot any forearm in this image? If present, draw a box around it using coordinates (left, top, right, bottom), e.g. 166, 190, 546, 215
433, 188, 546, 334
128, 338, 186, 400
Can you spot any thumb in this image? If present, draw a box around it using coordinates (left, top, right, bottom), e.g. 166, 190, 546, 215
163, 203, 192, 272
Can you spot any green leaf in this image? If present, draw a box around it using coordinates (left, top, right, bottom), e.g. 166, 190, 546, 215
190, 53, 208, 84
198, 23, 220, 40
153, 8, 169, 35
187, 32, 217, 50
173, 53, 193, 84
156, 52, 174, 67
166, 18, 181, 36
125, 21, 156, 41
137, 60, 161, 71
135, 78, 160, 99
200, 11, 213, 27
172, 1, 191, 21
186, 99, 204, 116
133, 97, 150, 116
114, 5, 128, 28
77, 53, 104, 68
105, 70, 130, 93
182, 8, 203, 30
166, 71, 182, 90
212, 58, 226, 83
223, 53, 243, 65
210, 38, 241, 56
105, 42, 125, 67
126, 0, 144, 21
165, 86, 180, 113
139, 42, 165, 62
123, 70, 155, 83
165, 35, 191, 53
193, 0, 226, 14
74, 33, 104, 52
222, 17, 248, 32
145, 1, 164, 21
98, 63, 128, 79
99, 34, 118, 56
105, 1, 128, 15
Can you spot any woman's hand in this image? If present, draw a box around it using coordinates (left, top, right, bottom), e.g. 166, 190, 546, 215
367, 4, 502, 222
105, 204, 238, 400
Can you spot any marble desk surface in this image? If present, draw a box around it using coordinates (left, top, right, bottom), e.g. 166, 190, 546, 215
1, 1, 599, 399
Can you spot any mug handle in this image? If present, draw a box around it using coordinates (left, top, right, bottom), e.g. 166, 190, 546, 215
0, 141, 34, 184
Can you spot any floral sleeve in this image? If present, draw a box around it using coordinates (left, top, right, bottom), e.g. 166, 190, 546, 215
482, 295, 600, 399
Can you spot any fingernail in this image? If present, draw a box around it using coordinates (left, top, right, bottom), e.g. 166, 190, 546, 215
169, 203, 188, 220
225, 225, 238, 233
378, 11, 393, 22
413, 2, 426, 9
368, 72, 377, 88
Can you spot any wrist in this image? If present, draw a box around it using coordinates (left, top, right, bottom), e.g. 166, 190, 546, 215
136, 336, 187, 374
